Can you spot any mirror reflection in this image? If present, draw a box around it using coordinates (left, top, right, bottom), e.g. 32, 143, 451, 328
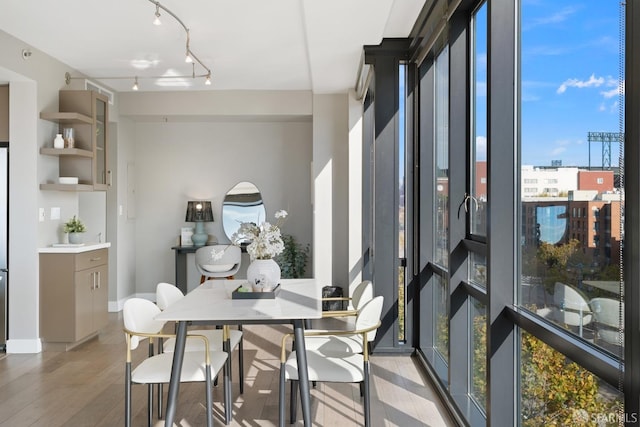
222, 181, 266, 243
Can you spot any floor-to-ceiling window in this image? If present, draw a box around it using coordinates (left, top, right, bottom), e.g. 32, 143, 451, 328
379, 0, 635, 425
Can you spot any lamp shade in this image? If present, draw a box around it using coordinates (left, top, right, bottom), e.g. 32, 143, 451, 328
185, 201, 214, 222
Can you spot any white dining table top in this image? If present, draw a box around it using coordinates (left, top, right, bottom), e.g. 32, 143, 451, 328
155, 278, 323, 322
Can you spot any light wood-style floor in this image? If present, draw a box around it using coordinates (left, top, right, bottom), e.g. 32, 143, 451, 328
0, 313, 456, 427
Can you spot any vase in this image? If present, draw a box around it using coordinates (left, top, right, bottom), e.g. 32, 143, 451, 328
246, 259, 281, 287
68, 232, 84, 244
53, 133, 64, 149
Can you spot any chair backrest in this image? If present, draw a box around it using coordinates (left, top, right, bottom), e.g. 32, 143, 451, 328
590, 297, 623, 329
156, 282, 184, 310
355, 296, 384, 342
351, 280, 373, 311
123, 298, 166, 350
195, 244, 242, 278
553, 282, 592, 326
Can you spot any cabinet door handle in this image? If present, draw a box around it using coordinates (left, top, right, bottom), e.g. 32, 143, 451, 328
90, 257, 101, 262
96, 271, 101, 289
91, 272, 96, 290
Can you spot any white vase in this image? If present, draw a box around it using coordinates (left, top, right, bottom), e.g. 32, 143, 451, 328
53, 133, 64, 149
246, 259, 281, 287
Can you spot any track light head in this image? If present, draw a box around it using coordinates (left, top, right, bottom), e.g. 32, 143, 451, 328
132, 77, 139, 91
205, 72, 212, 85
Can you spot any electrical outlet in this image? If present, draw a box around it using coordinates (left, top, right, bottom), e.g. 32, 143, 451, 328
38, 208, 45, 222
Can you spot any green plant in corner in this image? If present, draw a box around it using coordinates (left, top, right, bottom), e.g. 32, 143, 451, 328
63, 215, 86, 233
275, 234, 310, 278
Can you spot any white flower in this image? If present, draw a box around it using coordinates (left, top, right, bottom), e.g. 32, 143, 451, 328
231, 210, 288, 260
210, 247, 225, 261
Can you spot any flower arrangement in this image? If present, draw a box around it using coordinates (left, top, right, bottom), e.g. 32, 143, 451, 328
232, 210, 288, 260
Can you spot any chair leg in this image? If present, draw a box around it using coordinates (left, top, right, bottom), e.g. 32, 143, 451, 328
278, 362, 286, 427
205, 364, 213, 427
158, 384, 163, 419
238, 326, 244, 394
125, 362, 132, 427
290, 380, 298, 424
147, 383, 153, 427
364, 361, 371, 427
224, 340, 232, 424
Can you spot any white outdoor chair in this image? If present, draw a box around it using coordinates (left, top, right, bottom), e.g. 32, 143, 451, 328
156, 282, 245, 396
123, 298, 228, 427
278, 296, 384, 427
590, 297, 624, 347
195, 244, 242, 283
552, 282, 593, 337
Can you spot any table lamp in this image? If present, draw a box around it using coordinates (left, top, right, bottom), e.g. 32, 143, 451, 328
185, 200, 213, 246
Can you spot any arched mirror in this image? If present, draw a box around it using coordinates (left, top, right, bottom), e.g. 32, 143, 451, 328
222, 181, 266, 243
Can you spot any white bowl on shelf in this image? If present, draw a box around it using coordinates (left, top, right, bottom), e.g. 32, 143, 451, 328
58, 177, 79, 185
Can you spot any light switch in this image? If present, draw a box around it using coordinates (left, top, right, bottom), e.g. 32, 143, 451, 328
38, 208, 45, 222
51, 207, 61, 220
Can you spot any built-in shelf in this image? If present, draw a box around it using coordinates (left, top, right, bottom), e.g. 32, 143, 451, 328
40, 147, 93, 158
39, 111, 93, 125
39, 183, 95, 192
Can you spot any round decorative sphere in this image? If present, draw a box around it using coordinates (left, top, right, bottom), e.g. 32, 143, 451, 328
247, 259, 281, 287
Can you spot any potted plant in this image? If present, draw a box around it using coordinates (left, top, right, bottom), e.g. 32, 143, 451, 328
64, 215, 86, 244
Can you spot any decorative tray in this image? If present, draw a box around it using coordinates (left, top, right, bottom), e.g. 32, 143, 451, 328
232, 284, 281, 299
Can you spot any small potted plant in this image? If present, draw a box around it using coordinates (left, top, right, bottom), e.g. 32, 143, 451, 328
64, 215, 86, 244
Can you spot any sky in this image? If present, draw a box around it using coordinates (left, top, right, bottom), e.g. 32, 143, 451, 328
474, 0, 623, 167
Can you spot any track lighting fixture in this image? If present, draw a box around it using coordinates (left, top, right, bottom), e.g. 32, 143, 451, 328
64, 0, 212, 89
153, 4, 162, 25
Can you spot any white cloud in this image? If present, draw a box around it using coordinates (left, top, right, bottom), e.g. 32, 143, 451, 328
551, 147, 567, 155
557, 74, 604, 94
601, 80, 625, 99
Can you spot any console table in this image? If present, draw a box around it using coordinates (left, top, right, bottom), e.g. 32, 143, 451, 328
170, 245, 201, 294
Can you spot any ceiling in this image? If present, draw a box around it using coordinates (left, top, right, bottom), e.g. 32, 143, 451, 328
0, 0, 425, 93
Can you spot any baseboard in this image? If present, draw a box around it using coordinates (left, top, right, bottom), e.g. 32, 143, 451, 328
6, 338, 43, 354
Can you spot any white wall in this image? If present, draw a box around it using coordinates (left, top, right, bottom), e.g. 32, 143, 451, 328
312, 94, 350, 289
132, 120, 313, 296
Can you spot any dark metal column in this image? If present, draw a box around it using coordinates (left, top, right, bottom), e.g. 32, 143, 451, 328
364, 39, 411, 351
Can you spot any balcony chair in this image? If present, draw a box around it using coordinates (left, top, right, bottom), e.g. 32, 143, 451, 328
278, 296, 385, 427
123, 298, 228, 427
156, 282, 245, 397
552, 281, 593, 338
590, 297, 624, 347
195, 244, 242, 283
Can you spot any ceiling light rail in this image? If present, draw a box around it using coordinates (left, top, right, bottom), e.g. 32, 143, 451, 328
64, 0, 212, 90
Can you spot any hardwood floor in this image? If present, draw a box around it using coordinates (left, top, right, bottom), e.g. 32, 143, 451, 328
0, 313, 456, 427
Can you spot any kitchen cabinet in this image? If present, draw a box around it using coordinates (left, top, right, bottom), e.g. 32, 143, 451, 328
39, 247, 108, 349
39, 90, 109, 191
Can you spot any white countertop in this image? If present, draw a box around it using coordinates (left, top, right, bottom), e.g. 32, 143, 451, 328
38, 242, 111, 254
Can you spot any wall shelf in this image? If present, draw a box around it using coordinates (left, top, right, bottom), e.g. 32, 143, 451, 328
39, 183, 95, 192
40, 147, 93, 158
39, 111, 92, 125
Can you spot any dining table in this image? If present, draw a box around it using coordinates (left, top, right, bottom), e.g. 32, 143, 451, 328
154, 278, 322, 426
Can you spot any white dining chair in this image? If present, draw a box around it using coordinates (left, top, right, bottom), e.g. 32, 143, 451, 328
195, 244, 242, 283
123, 298, 228, 427
156, 282, 245, 396
278, 296, 384, 427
